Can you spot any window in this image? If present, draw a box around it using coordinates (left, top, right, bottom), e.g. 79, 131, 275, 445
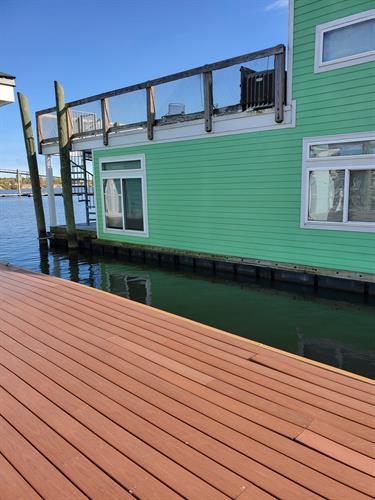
309, 140, 375, 159
100, 154, 148, 236
301, 133, 375, 232
315, 10, 375, 73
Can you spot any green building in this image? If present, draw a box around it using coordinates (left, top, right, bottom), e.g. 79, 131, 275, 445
38, 0, 375, 282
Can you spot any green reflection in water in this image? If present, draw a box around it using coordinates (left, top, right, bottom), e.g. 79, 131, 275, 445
93, 258, 375, 378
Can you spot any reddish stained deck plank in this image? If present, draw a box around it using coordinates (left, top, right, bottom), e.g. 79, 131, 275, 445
0, 416, 86, 499
0, 264, 374, 499
1, 315, 374, 497
0, 391, 132, 499
0, 454, 41, 500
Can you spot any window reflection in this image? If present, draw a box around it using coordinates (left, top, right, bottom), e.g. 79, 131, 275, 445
349, 170, 375, 222
310, 140, 375, 158
103, 179, 123, 229
308, 170, 344, 222
108, 272, 152, 305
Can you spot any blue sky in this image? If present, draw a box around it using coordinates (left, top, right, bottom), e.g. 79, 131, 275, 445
0, 0, 288, 173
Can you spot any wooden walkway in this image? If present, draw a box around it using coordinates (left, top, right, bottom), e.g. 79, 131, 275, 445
0, 264, 374, 499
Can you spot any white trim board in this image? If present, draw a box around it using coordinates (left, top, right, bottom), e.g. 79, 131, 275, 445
314, 9, 375, 73
42, 103, 296, 155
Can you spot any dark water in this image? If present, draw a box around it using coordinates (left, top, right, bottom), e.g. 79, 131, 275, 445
1, 193, 374, 378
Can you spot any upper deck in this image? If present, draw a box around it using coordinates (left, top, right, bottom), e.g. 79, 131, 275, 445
35, 44, 295, 155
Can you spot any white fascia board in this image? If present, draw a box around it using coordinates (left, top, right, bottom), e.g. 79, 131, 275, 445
42, 103, 296, 155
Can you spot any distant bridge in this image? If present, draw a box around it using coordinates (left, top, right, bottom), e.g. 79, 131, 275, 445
0, 168, 46, 177
0, 168, 46, 196
0, 168, 30, 176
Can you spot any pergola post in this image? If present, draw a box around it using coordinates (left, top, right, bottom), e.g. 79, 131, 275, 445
54, 80, 77, 249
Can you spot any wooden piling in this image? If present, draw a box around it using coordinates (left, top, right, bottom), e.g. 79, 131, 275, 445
54, 80, 77, 249
17, 92, 47, 244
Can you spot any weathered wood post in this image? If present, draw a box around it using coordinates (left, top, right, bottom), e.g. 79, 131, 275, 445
17, 92, 47, 244
101, 97, 110, 146
203, 71, 213, 132
54, 80, 78, 249
146, 85, 155, 140
274, 45, 286, 124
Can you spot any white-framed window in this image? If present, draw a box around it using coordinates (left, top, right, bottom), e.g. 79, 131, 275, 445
315, 9, 375, 73
301, 132, 375, 232
99, 154, 149, 237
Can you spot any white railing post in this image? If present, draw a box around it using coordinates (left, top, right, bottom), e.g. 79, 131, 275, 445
45, 154, 57, 227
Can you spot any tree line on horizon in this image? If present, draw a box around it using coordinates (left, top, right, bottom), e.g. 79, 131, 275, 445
0, 176, 62, 190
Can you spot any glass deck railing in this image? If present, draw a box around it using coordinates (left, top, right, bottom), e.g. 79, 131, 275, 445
36, 44, 286, 152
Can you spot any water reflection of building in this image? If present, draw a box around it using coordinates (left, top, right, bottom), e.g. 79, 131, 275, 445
297, 330, 375, 376
107, 271, 152, 305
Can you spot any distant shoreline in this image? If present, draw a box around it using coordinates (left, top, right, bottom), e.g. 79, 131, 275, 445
0, 187, 63, 197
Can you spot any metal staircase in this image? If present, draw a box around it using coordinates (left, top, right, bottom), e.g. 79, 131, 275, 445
70, 151, 96, 226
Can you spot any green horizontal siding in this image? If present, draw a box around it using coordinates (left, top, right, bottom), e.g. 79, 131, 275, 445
94, 0, 375, 275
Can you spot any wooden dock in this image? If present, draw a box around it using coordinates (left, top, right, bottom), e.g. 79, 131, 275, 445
0, 263, 374, 499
